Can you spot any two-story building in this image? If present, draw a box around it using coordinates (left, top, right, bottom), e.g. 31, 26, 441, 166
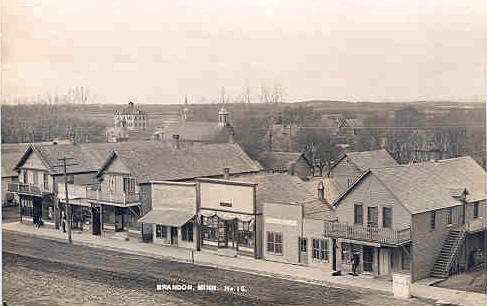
92, 141, 262, 239
323, 149, 398, 203
195, 173, 314, 259
325, 156, 485, 281
11, 143, 102, 228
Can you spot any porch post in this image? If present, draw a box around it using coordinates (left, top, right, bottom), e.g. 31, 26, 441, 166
19, 197, 22, 223
100, 204, 103, 236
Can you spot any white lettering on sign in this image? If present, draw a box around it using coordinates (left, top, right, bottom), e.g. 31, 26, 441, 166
265, 217, 297, 226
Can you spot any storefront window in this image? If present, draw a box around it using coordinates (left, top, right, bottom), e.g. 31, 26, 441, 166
202, 216, 218, 241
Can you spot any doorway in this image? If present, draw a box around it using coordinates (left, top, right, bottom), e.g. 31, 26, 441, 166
92, 206, 101, 235
171, 227, 178, 245
363, 246, 374, 272
226, 219, 238, 249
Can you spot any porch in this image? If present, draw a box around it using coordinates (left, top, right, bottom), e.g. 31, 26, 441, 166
323, 221, 411, 246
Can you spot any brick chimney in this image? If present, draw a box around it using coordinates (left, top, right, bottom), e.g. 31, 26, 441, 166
223, 167, 230, 180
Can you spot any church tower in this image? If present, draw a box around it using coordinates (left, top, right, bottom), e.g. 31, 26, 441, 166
218, 106, 229, 127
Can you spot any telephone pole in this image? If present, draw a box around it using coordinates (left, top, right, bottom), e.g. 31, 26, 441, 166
63, 157, 72, 244
54, 157, 78, 244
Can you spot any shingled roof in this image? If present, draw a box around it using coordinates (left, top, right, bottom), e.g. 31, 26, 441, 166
338, 149, 398, 171
163, 121, 226, 142
2, 143, 29, 178
99, 142, 262, 183
334, 156, 486, 214
257, 151, 309, 170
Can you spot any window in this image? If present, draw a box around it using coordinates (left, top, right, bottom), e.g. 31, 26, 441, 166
354, 204, 363, 225
156, 225, 167, 239
474, 202, 479, 218
238, 221, 255, 248
43, 173, 49, 190
446, 207, 452, 225
123, 177, 136, 193
202, 216, 218, 241
182, 221, 194, 242
267, 232, 283, 255
312, 238, 329, 261
23, 170, 28, 184
430, 211, 436, 230
382, 207, 392, 228
33, 172, 39, 185
300, 237, 308, 253
368, 207, 378, 228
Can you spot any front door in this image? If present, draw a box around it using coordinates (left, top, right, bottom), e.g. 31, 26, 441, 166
92, 206, 101, 235
171, 227, 178, 245
363, 246, 374, 272
226, 220, 238, 249
115, 208, 125, 232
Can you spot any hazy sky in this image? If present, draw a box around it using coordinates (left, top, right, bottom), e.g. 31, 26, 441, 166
2, 0, 486, 104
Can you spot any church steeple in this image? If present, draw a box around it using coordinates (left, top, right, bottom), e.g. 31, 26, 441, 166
218, 106, 229, 127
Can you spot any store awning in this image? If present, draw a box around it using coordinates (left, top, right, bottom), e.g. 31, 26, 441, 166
138, 209, 195, 227
200, 209, 253, 222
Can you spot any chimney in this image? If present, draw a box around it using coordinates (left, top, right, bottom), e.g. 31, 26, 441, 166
318, 181, 325, 200
223, 167, 230, 180
173, 134, 180, 149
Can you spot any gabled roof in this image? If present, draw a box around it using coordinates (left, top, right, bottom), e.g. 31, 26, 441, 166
257, 151, 310, 170
340, 118, 363, 129
2, 143, 29, 177
233, 174, 311, 210
333, 149, 398, 171
163, 121, 226, 142
98, 142, 262, 183
333, 156, 486, 214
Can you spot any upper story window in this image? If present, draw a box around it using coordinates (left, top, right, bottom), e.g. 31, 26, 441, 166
354, 204, 363, 225
367, 207, 378, 228
473, 202, 479, 219
382, 207, 393, 228
43, 173, 49, 190
123, 177, 136, 193
23, 170, 28, 184
33, 171, 39, 185
430, 211, 436, 231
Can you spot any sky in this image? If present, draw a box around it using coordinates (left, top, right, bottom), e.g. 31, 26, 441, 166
1, 0, 486, 104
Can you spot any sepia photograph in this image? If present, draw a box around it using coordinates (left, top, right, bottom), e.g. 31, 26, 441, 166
1, 0, 486, 305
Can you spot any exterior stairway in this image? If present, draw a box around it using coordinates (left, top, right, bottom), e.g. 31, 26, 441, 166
430, 229, 466, 278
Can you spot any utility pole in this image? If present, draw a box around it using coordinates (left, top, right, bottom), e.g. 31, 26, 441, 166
63, 157, 72, 244
54, 157, 78, 244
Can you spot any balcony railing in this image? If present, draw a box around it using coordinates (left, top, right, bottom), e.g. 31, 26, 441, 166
323, 221, 411, 246
466, 217, 485, 233
86, 189, 140, 205
8, 183, 45, 196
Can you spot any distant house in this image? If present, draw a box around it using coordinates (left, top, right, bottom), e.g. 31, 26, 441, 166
325, 156, 485, 281
338, 118, 364, 136
154, 106, 235, 144
107, 101, 150, 142
257, 151, 312, 180
323, 149, 398, 203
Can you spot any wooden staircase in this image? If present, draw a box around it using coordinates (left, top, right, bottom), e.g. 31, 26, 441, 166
430, 229, 466, 278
